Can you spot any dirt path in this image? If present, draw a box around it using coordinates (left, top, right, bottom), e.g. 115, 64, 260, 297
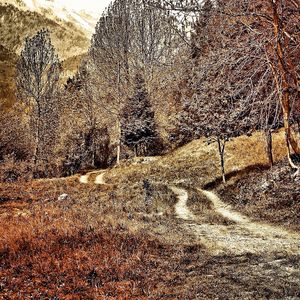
79, 174, 90, 184
79, 169, 300, 256
79, 171, 105, 185
170, 186, 195, 221
94, 173, 105, 185
173, 186, 300, 256
199, 188, 300, 241
200, 189, 250, 224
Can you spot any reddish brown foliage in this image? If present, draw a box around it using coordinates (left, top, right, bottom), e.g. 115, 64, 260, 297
0, 226, 153, 299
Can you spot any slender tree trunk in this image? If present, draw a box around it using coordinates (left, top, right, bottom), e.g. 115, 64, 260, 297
91, 139, 95, 168
264, 129, 274, 166
134, 144, 138, 157
33, 133, 39, 166
33, 106, 41, 169
92, 126, 96, 168
217, 137, 226, 183
116, 119, 121, 165
116, 144, 120, 165
270, 0, 300, 175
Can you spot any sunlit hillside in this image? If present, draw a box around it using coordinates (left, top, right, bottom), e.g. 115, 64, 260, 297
0, 0, 299, 298
0, 44, 17, 105
1, 130, 300, 298
0, 1, 92, 104
0, 3, 90, 59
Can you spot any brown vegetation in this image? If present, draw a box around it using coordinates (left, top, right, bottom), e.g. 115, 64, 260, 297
217, 160, 300, 232
1, 0, 300, 298
1, 131, 300, 298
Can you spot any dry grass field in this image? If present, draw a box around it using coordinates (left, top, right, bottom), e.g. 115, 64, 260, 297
1, 129, 300, 299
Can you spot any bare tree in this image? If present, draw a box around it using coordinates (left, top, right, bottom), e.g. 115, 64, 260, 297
89, 0, 181, 163
16, 29, 61, 167
89, 1, 132, 164
160, 0, 299, 175
174, 0, 279, 181
58, 61, 111, 173
213, 0, 300, 173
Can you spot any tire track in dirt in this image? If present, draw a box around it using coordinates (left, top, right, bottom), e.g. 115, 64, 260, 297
172, 186, 300, 256
170, 186, 195, 221
94, 173, 105, 185
79, 173, 90, 184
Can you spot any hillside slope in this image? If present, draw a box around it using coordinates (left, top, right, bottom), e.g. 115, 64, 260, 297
0, 3, 90, 59
0, 2, 92, 105
3, 0, 98, 35
1, 130, 300, 299
0, 44, 17, 106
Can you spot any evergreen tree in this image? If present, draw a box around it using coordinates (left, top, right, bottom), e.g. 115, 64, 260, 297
121, 73, 161, 156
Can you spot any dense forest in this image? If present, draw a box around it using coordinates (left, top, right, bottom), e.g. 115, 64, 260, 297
0, 0, 299, 181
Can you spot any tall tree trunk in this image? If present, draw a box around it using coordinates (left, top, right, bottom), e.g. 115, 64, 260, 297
33, 134, 39, 167
116, 119, 121, 165
264, 129, 274, 166
217, 137, 226, 183
270, 0, 300, 175
33, 107, 41, 169
134, 144, 138, 157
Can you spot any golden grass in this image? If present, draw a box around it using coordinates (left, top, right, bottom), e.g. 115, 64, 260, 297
1, 129, 298, 299
104, 129, 286, 190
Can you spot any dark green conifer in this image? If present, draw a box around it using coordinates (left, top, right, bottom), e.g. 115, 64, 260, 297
121, 73, 161, 156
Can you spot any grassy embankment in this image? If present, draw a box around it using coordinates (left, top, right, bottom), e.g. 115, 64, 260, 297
2, 129, 300, 299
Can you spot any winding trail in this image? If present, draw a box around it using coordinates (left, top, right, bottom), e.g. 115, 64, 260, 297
79, 171, 106, 185
75, 165, 300, 292
173, 186, 300, 255
170, 186, 195, 221
79, 168, 300, 256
